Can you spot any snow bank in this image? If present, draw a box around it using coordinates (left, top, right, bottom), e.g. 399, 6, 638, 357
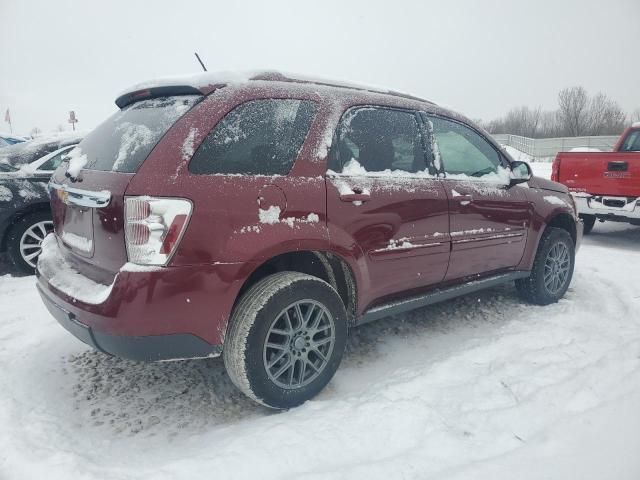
2, 224, 640, 479
570, 147, 601, 152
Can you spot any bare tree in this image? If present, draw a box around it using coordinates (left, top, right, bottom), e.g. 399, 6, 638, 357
587, 93, 626, 135
632, 108, 640, 123
55, 124, 66, 132
484, 106, 542, 137
30, 127, 42, 137
557, 86, 589, 136
481, 87, 628, 138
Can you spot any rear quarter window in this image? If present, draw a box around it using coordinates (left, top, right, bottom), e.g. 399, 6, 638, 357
189, 99, 317, 175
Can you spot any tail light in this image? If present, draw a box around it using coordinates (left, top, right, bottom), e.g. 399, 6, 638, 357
124, 196, 192, 265
551, 156, 560, 182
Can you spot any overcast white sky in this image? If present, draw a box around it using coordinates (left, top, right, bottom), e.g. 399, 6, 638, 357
1, 0, 638, 135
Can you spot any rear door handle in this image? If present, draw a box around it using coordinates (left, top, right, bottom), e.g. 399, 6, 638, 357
339, 186, 371, 203
339, 192, 371, 203
452, 190, 473, 206
456, 194, 473, 201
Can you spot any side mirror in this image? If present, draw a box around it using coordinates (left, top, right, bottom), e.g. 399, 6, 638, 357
509, 161, 532, 187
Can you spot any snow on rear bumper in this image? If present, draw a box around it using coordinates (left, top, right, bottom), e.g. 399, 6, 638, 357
572, 194, 640, 221
36, 234, 250, 357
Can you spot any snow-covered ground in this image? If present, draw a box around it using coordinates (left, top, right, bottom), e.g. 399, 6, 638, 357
1, 166, 639, 479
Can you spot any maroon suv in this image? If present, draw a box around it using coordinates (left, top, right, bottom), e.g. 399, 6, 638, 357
36, 71, 582, 409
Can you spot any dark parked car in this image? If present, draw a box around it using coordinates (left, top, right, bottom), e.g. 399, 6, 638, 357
37, 72, 582, 409
0, 134, 82, 272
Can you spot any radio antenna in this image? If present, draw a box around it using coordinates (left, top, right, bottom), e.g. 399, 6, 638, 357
194, 52, 207, 72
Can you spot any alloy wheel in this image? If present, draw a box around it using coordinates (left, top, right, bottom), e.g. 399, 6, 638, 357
19, 220, 54, 268
263, 299, 336, 389
543, 242, 570, 295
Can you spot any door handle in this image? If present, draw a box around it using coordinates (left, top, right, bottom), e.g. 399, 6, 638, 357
452, 191, 473, 206
339, 187, 370, 203
457, 194, 473, 206
339, 192, 371, 203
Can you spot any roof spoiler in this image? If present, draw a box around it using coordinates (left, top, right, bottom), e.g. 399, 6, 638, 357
115, 85, 203, 109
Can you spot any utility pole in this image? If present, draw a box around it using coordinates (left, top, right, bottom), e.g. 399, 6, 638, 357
4, 109, 12, 134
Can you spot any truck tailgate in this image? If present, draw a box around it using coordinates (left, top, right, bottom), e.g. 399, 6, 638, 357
557, 152, 640, 197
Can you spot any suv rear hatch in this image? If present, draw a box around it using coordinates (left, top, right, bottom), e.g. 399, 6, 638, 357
48, 94, 201, 283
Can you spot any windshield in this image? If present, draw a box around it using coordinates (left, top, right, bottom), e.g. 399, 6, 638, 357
77, 95, 201, 173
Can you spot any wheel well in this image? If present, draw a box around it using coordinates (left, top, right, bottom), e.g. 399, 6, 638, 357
0, 203, 51, 252
546, 213, 577, 244
237, 251, 357, 322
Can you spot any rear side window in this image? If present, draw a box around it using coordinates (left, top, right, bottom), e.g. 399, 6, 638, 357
621, 130, 640, 152
330, 107, 426, 174
78, 95, 201, 173
189, 99, 316, 175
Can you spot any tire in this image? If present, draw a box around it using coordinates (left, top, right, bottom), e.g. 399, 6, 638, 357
580, 214, 596, 235
6, 211, 54, 274
223, 271, 348, 409
516, 227, 575, 305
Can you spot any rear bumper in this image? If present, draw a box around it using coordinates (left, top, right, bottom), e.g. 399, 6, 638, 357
38, 286, 221, 361
573, 194, 640, 222
36, 235, 253, 361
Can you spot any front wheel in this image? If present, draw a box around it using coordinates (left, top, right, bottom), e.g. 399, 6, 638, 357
223, 272, 348, 409
516, 227, 575, 305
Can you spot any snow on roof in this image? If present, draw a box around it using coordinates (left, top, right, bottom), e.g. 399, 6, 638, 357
0, 132, 28, 141
118, 70, 431, 104
0, 131, 85, 167
632, 121, 640, 128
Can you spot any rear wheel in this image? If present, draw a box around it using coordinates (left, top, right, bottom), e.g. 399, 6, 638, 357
223, 272, 348, 409
7, 212, 54, 274
580, 214, 596, 235
516, 227, 575, 305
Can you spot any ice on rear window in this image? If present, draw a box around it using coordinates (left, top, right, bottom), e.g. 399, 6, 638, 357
74, 95, 201, 174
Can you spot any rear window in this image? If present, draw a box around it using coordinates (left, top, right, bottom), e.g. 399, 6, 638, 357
621, 130, 640, 152
189, 99, 317, 175
78, 95, 201, 173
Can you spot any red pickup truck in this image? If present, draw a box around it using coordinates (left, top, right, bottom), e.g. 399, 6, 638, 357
552, 124, 640, 233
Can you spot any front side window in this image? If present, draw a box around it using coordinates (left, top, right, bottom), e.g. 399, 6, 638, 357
331, 107, 426, 174
428, 116, 504, 179
189, 99, 317, 175
621, 130, 640, 152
